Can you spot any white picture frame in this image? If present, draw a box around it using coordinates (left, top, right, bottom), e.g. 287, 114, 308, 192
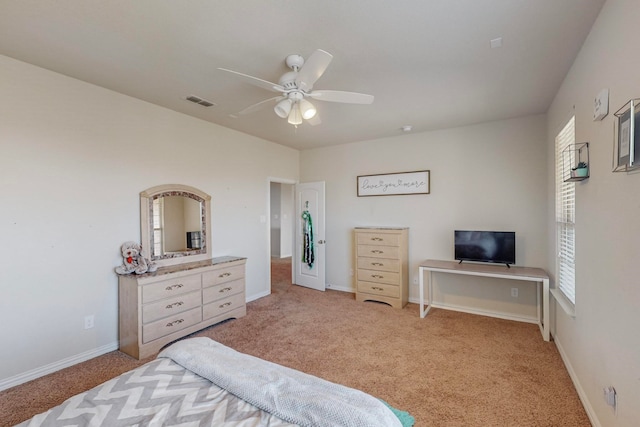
613, 98, 640, 172
357, 170, 430, 197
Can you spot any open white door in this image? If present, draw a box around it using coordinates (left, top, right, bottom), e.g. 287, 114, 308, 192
294, 182, 325, 291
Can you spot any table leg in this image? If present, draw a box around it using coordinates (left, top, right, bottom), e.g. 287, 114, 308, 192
419, 267, 433, 318
543, 278, 550, 341
419, 267, 425, 318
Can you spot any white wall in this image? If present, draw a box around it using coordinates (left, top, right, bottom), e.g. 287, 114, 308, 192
300, 115, 548, 320
270, 182, 282, 257
0, 55, 299, 385
546, 0, 640, 425
269, 182, 294, 259
4, 5, 638, 424
279, 183, 294, 258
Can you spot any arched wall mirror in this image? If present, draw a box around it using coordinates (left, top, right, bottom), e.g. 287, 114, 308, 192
140, 184, 212, 267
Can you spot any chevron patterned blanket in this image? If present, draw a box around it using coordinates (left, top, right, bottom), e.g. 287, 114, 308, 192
18, 356, 295, 426
159, 338, 402, 427
17, 338, 404, 426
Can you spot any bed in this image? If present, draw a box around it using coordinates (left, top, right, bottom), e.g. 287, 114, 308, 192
17, 337, 414, 426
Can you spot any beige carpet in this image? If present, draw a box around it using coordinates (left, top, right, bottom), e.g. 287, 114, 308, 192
0, 257, 590, 426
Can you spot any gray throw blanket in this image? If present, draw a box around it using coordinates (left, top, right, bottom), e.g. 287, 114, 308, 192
159, 338, 402, 427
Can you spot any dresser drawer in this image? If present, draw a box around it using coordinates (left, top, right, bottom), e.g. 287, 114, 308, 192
142, 274, 201, 304
202, 264, 245, 287
357, 256, 400, 273
357, 268, 400, 285
203, 278, 244, 304
357, 281, 400, 298
142, 307, 202, 343
356, 232, 400, 247
357, 245, 399, 259
142, 290, 201, 324
203, 292, 245, 320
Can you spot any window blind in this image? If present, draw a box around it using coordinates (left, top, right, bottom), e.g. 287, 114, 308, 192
555, 116, 576, 304
152, 198, 164, 257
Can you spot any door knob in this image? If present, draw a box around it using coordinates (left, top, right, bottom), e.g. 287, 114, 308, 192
318, 240, 326, 244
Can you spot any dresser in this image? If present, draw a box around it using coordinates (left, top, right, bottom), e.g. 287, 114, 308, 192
355, 227, 409, 309
118, 256, 246, 359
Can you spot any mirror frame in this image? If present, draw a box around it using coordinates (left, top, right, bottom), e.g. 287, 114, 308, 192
140, 184, 212, 268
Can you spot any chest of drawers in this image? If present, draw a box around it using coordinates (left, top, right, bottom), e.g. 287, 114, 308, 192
354, 227, 408, 309
118, 256, 246, 359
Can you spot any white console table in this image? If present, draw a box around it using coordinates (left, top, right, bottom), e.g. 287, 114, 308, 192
418, 259, 550, 341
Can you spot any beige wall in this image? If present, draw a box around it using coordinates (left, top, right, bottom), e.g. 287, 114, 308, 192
0, 54, 299, 386
300, 114, 548, 321
3, 2, 639, 424
546, 0, 640, 425
269, 183, 294, 258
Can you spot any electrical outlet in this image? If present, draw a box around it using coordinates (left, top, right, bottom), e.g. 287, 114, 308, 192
413, 277, 418, 285
84, 315, 95, 329
511, 288, 518, 298
603, 386, 616, 408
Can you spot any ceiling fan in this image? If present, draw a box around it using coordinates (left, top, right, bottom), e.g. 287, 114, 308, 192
218, 49, 374, 126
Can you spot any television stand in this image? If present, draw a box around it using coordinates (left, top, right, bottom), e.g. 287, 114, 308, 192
418, 259, 550, 341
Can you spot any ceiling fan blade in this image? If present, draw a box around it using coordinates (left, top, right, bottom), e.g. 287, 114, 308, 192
295, 49, 333, 92
307, 90, 374, 104
238, 96, 285, 115
217, 68, 285, 93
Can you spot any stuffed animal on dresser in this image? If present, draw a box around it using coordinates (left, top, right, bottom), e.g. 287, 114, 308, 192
115, 241, 158, 275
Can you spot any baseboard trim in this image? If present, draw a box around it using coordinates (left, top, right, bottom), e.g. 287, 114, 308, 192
325, 283, 353, 293
554, 333, 600, 427
0, 341, 119, 392
248, 290, 270, 302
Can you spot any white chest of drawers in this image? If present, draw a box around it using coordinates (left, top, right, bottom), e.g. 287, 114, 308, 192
118, 256, 246, 359
354, 227, 408, 309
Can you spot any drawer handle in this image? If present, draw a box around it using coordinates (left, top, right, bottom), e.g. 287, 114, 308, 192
219, 302, 232, 308
371, 274, 384, 279
219, 287, 232, 293
372, 262, 384, 266
371, 237, 383, 241
372, 286, 384, 291
165, 301, 184, 309
165, 284, 183, 291
218, 272, 232, 278
371, 250, 384, 254
166, 319, 184, 327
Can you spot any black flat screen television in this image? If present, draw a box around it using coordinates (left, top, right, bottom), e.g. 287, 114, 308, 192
454, 230, 516, 266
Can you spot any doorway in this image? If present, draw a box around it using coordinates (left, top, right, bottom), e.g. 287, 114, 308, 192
269, 181, 294, 293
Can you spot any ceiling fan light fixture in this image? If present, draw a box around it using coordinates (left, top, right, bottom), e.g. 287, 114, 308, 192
288, 104, 303, 125
274, 99, 292, 118
299, 99, 317, 120
220, 49, 374, 127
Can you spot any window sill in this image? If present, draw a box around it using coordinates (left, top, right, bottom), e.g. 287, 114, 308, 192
550, 288, 576, 318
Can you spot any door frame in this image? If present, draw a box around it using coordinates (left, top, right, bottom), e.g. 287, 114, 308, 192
267, 177, 296, 294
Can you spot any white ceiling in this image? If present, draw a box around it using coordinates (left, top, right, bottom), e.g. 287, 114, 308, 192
0, 0, 605, 150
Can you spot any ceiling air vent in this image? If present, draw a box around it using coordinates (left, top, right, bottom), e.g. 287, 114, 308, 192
185, 95, 215, 107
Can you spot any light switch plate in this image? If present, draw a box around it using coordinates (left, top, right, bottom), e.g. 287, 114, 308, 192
594, 88, 609, 121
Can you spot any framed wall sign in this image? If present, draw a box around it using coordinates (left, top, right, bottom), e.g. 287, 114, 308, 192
613, 98, 640, 172
357, 170, 430, 197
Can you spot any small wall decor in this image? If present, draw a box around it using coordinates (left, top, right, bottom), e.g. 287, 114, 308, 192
613, 98, 640, 172
357, 170, 430, 196
593, 88, 609, 121
563, 142, 590, 182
